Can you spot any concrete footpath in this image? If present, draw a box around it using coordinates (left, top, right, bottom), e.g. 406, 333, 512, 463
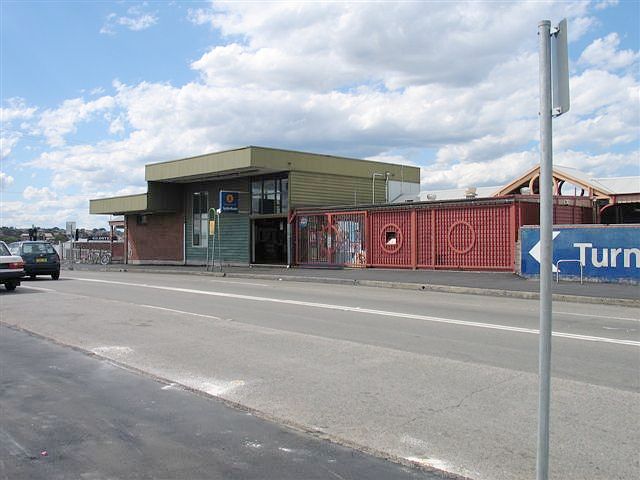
66, 263, 639, 307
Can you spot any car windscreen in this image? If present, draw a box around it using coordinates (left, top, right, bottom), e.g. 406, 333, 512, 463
21, 243, 56, 254
0, 243, 9, 256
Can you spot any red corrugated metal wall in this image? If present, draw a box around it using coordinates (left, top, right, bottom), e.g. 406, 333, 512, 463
293, 197, 593, 272
368, 204, 514, 270
368, 210, 413, 267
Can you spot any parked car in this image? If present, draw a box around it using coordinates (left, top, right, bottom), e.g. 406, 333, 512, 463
8, 241, 60, 280
0, 241, 24, 291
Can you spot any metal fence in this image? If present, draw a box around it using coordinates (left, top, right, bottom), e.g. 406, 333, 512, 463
295, 212, 367, 267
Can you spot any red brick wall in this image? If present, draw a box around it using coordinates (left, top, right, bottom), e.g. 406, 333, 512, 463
126, 213, 183, 262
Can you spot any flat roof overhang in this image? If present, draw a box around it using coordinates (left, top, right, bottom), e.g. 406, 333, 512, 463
152, 166, 283, 183
90, 193, 148, 215
90, 181, 183, 215
145, 146, 421, 184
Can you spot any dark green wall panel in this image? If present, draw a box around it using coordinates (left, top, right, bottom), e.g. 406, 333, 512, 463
184, 178, 250, 264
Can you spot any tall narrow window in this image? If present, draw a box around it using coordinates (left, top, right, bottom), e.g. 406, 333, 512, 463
281, 178, 288, 213
263, 179, 276, 214
192, 191, 208, 246
252, 180, 262, 214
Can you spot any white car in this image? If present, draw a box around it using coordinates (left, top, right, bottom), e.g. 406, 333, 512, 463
0, 241, 24, 291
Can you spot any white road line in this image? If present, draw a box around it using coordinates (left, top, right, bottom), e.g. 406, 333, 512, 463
555, 310, 639, 322
139, 304, 224, 321
72, 277, 640, 347
19, 285, 56, 292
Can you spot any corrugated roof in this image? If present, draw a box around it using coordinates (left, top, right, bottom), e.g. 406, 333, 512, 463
592, 176, 640, 195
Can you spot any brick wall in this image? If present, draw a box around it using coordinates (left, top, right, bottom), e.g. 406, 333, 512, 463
126, 212, 183, 263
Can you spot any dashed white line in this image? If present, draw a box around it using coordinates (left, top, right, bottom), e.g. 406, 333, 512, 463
71, 277, 640, 347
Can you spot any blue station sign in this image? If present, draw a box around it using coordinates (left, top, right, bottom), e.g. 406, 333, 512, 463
520, 225, 640, 283
219, 191, 239, 213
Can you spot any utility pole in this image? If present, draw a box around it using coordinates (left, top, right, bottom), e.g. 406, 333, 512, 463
537, 18, 569, 480
537, 19, 553, 480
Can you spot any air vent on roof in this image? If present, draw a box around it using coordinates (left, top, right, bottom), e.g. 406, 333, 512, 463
465, 187, 477, 199
426, 194, 437, 201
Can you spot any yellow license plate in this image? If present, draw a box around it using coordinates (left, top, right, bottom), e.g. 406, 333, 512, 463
36, 258, 47, 263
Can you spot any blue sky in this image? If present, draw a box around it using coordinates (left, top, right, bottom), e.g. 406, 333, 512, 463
1, 1, 638, 228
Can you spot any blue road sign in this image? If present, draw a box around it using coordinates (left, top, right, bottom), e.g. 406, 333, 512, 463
520, 225, 640, 282
219, 191, 239, 213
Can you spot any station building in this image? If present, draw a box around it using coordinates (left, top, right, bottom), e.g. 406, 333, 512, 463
91, 146, 638, 272
90, 146, 420, 266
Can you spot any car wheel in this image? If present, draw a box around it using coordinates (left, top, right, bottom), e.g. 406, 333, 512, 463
51, 272, 60, 280
5, 282, 17, 291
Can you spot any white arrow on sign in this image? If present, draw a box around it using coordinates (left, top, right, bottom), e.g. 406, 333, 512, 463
529, 231, 561, 272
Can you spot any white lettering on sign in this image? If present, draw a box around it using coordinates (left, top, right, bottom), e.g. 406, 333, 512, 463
624, 248, 640, 268
573, 243, 640, 268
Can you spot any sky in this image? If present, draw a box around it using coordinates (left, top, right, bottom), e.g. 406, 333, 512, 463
1, 0, 638, 229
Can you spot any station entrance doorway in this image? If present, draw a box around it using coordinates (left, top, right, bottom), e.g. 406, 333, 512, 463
253, 218, 287, 264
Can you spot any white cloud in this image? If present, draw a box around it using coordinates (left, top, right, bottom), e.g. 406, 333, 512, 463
555, 150, 640, 177
1, 131, 22, 159
190, 2, 595, 91
3, 1, 637, 228
579, 33, 640, 70
38, 96, 115, 147
1, 194, 104, 229
0, 171, 15, 190
23, 185, 58, 200
421, 151, 538, 189
594, 0, 619, 11
100, 6, 158, 35
1, 98, 37, 123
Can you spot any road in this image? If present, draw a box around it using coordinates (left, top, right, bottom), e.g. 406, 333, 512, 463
0, 326, 434, 480
1, 270, 638, 479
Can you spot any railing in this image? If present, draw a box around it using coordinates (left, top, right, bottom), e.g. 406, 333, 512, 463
555, 259, 583, 284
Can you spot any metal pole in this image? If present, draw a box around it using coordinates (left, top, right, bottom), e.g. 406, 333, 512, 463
537, 19, 553, 480
385, 172, 389, 203
217, 210, 222, 271
206, 224, 210, 271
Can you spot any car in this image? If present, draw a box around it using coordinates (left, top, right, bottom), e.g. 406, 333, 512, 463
0, 241, 24, 291
8, 241, 60, 280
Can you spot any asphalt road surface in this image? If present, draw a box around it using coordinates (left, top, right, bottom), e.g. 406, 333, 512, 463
1, 270, 638, 479
0, 326, 435, 480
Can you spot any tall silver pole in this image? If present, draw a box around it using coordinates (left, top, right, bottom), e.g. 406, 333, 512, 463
537, 19, 553, 480
217, 211, 222, 271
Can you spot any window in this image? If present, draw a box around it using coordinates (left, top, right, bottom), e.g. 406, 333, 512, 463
251, 176, 289, 215
192, 191, 209, 246
264, 179, 276, 214
252, 180, 262, 213
281, 178, 288, 212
